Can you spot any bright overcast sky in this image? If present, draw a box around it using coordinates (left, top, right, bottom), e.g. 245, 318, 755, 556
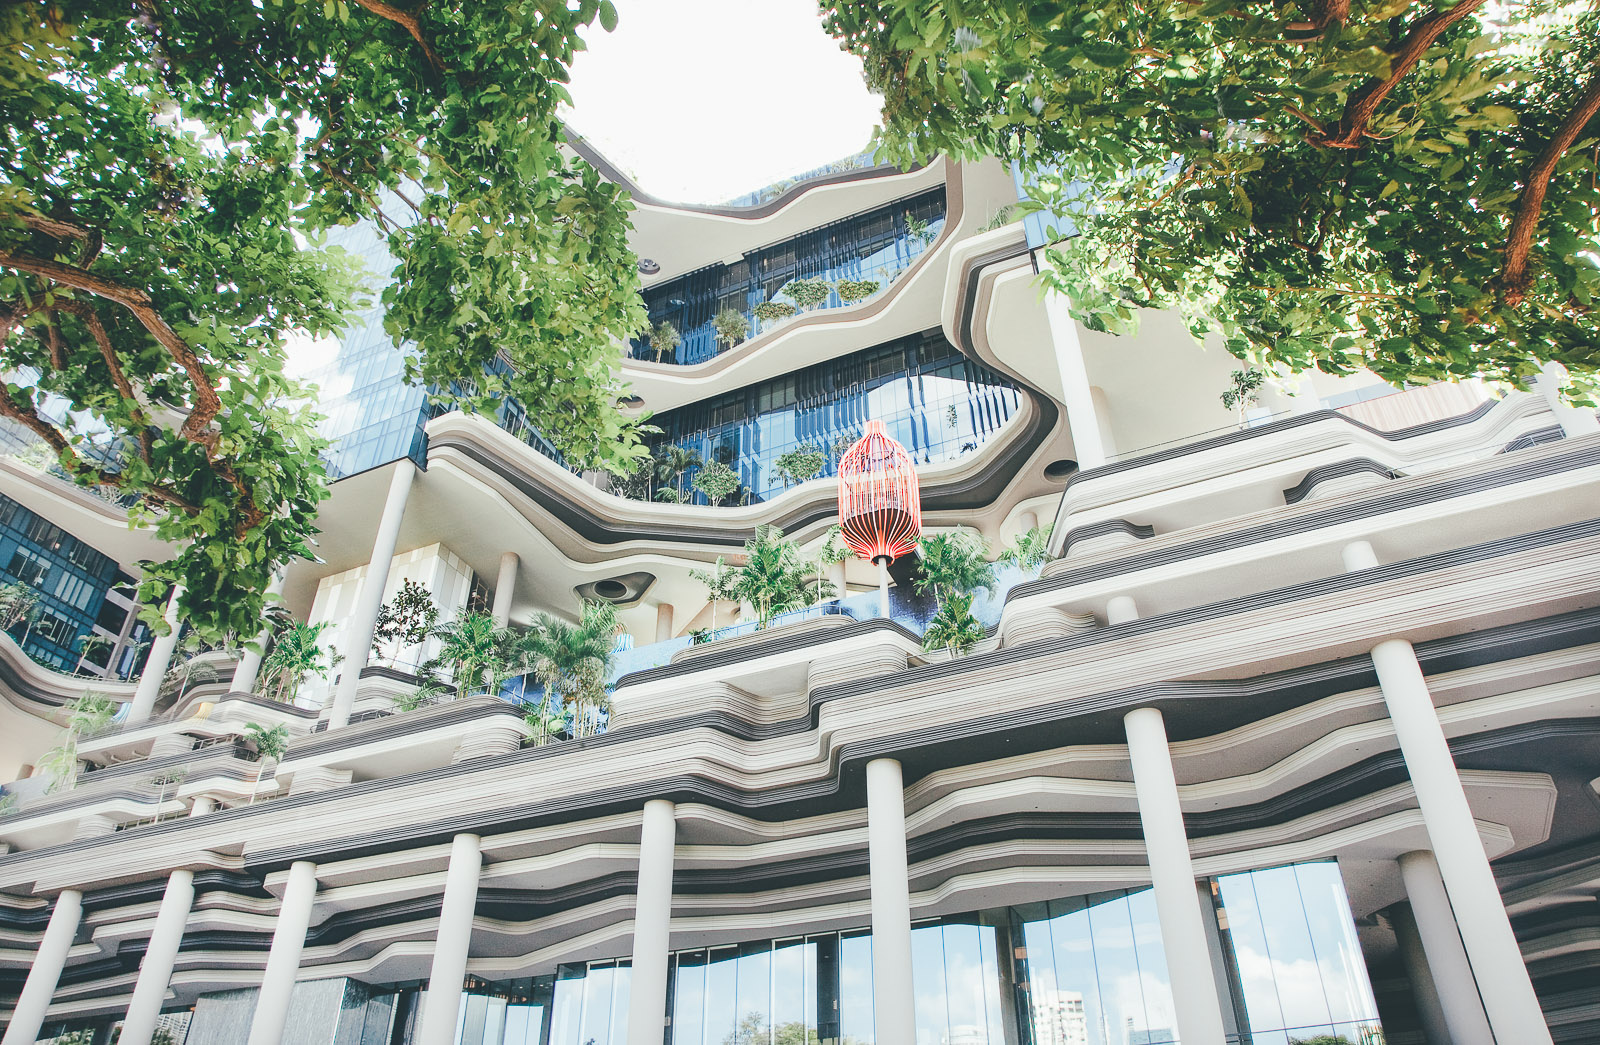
562, 0, 884, 205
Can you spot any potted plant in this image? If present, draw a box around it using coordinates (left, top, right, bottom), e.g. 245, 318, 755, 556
692, 459, 740, 506
834, 278, 880, 304
753, 300, 798, 329
649, 320, 681, 363
712, 308, 750, 350
1221, 367, 1266, 427
783, 278, 832, 312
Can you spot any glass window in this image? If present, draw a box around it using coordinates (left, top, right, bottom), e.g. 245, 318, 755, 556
7, 546, 49, 587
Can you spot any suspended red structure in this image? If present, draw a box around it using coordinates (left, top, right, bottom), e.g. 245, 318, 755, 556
837, 419, 922, 564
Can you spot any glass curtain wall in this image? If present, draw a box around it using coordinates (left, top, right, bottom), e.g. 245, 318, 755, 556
0, 490, 127, 671
642, 329, 1021, 506
634, 189, 947, 366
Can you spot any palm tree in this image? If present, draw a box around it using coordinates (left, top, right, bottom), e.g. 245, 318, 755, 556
243, 722, 290, 805
732, 526, 810, 629
922, 591, 986, 657
999, 523, 1056, 575
428, 612, 514, 699
258, 621, 334, 704
518, 601, 617, 740
914, 531, 996, 603
689, 556, 741, 634
162, 633, 219, 706
660, 445, 703, 500
37, 692, 117, 793
809, 525, 849, 604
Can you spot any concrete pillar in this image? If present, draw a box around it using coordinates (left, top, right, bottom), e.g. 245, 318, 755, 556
827, 561, 847, 599
626, 799, 677, 1045
126, 586, 185, 725
1043, 291, 1108, 469
866, 758, 916, 1045
877, 559, 891, 619
329, 461, 415, 730
1534, 361, 1600, 437
2, 889, 83, 1045
1105, 595, 1139, 626
1018, 510, 1039, 532
246, 861, 319, 1045
491, 551, 519, 627
120, 870, 196, 1045
417, 832, 482, 1045
1343, 540, 1553, 1043
1398, 851, 1495, 1045
231, 572, 286, 695
1124, 707, 1229, 1045
654, 602, 675, 643
1391, 902, 1454, 1045
189, 796, 216, 817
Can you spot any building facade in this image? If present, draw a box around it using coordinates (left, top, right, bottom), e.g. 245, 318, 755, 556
0, 148, 1594, 1045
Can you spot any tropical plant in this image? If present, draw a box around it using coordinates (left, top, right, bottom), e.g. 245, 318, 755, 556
258, 621, 335, 705
713, 308, 750, 349
904, 215, 934, 246
70, 632, 111, 676
519, 601, 617, 740
0, 792, 17, 817
1221, 368, 1268, 426
0, 0, 653, 645
822, 0, 1600, 402
522, 698, 571, 747
393, 679, 450, 713
783, 278, 833, 311
923, 591, 987, 657
999, 524, 1056, 576
772, 445, 827, 489
36, 692, 117, 793
690, 556, 742, 634
834, 278, 881, 304
0, 583, 36, 631
653, 487, 684, 504
243, 722, 290, 805
149, 768, 189, 823
914, 531, 997, 603
372, 580, 440, 664
945, 403, 959, 430
753, 301, 799, 327
983, 204, 1018, 232
650, 320, 682, 364
428, 612, 514, 700
733, 526, 811, 629
809, 526, 850, 604
162, 634, 219, 704
660, 445, 703, 500
692, 460, 741, 506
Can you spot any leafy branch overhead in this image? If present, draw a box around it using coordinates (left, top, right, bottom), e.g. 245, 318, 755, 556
823, 0, 1600, 398
0, 0, 645, 639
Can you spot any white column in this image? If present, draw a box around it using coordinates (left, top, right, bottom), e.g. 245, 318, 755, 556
2, 889, 83, 1045
1105, 595, 1139, 626
417, 833, 482, 1045
1018, 510, 1039, 532
1397, 851, 1493, 1045
828, 561, 847, 599
231, 572, 286, 695
654, 602, 675, 643
126, 585, 185, 725
491, 551, 519, 627
246, 861, 319, 1045
626, 799, 677, 1045
120, 870, 196, 1045
329, 460, 416, 730
1391, 901, 1452, 1045
1043, 291, 1108, 470
877, 559, 891, 618
1534, 361, 1600, 437
1124, 707, 1229, 1045
866, 758, 916, 1045
1343, 540, 1553, 1043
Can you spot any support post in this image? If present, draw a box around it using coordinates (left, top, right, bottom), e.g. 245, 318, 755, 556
876, 559, 891, 619
1124, 707, 1229, 1045
1043, 290, 1108, 470
2, 889, 83, 1045
626, 799, 677, 1045
1391, 902, 1453, 1045
231, 572, 286, 695
126, 586, 184, 725
120, 871, 196, 1045
1533, 361, 1600, 438
329, 460, 415, 729
866, 758, 916, 1045
417, 832, 482, 1045
246, 861, 319, 1045
1397, 851, 1494, 1045
654, 602, 675, 644
1343, 540, 1553, 1043
491, 551, 519, 627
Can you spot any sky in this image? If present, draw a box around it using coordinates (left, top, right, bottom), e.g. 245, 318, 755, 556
562, 0, 884, 205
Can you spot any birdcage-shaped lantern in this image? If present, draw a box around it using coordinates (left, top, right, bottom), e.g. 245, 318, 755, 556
837, 420, 922, 564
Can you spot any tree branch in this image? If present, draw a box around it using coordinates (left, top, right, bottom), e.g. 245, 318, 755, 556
349, 0, 444, 77
1500, 69, 1600, 306
1313, 0, 1488, 149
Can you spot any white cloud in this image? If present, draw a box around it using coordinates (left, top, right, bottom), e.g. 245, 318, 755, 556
563, 0, 883, 204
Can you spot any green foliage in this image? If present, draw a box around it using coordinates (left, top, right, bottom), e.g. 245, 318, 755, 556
690, 556, 741, 632
650, 320, 682, 363
39, 692, 115, 792
1221, 367, 1269, 419
823, 0, 1600, 400
0, 0, 648, 642
519, 601, 617, 740
713, 308, 751, 349
923, 591, 987, 657
427, 612, 514, 700
0, 582, 36, 631
373, 580, 440, 661
733, 526, 811, 629
660, 445, 703, 500
834, 278, 881, 304
783, 278, 833, 311
259, 621, 335, 705
773, 445, 827, 489
753, 300, 799, 326
244, 722, 290, 763
808, 525, 850, 603
904, 215, 934, 245
914, 531, 996, 602
692, 459, 741, 506
999, 524, 1056, 575
982, 205, 1018, 232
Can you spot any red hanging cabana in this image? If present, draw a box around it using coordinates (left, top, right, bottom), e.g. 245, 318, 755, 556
837, 419, 922, 565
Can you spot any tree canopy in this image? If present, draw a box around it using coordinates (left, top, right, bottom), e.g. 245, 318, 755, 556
823, 0, 1600, 397
0, 0, 648, 638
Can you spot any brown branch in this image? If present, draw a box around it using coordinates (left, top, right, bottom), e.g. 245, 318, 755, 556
49, 301, 155, 465
349, 0, 444, 77
19, 213, 102, 268
1312, 0, 1489, 149
0, 249, 223, 442
1285, 0, 1351, 38
1500, 70, 1600, 306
